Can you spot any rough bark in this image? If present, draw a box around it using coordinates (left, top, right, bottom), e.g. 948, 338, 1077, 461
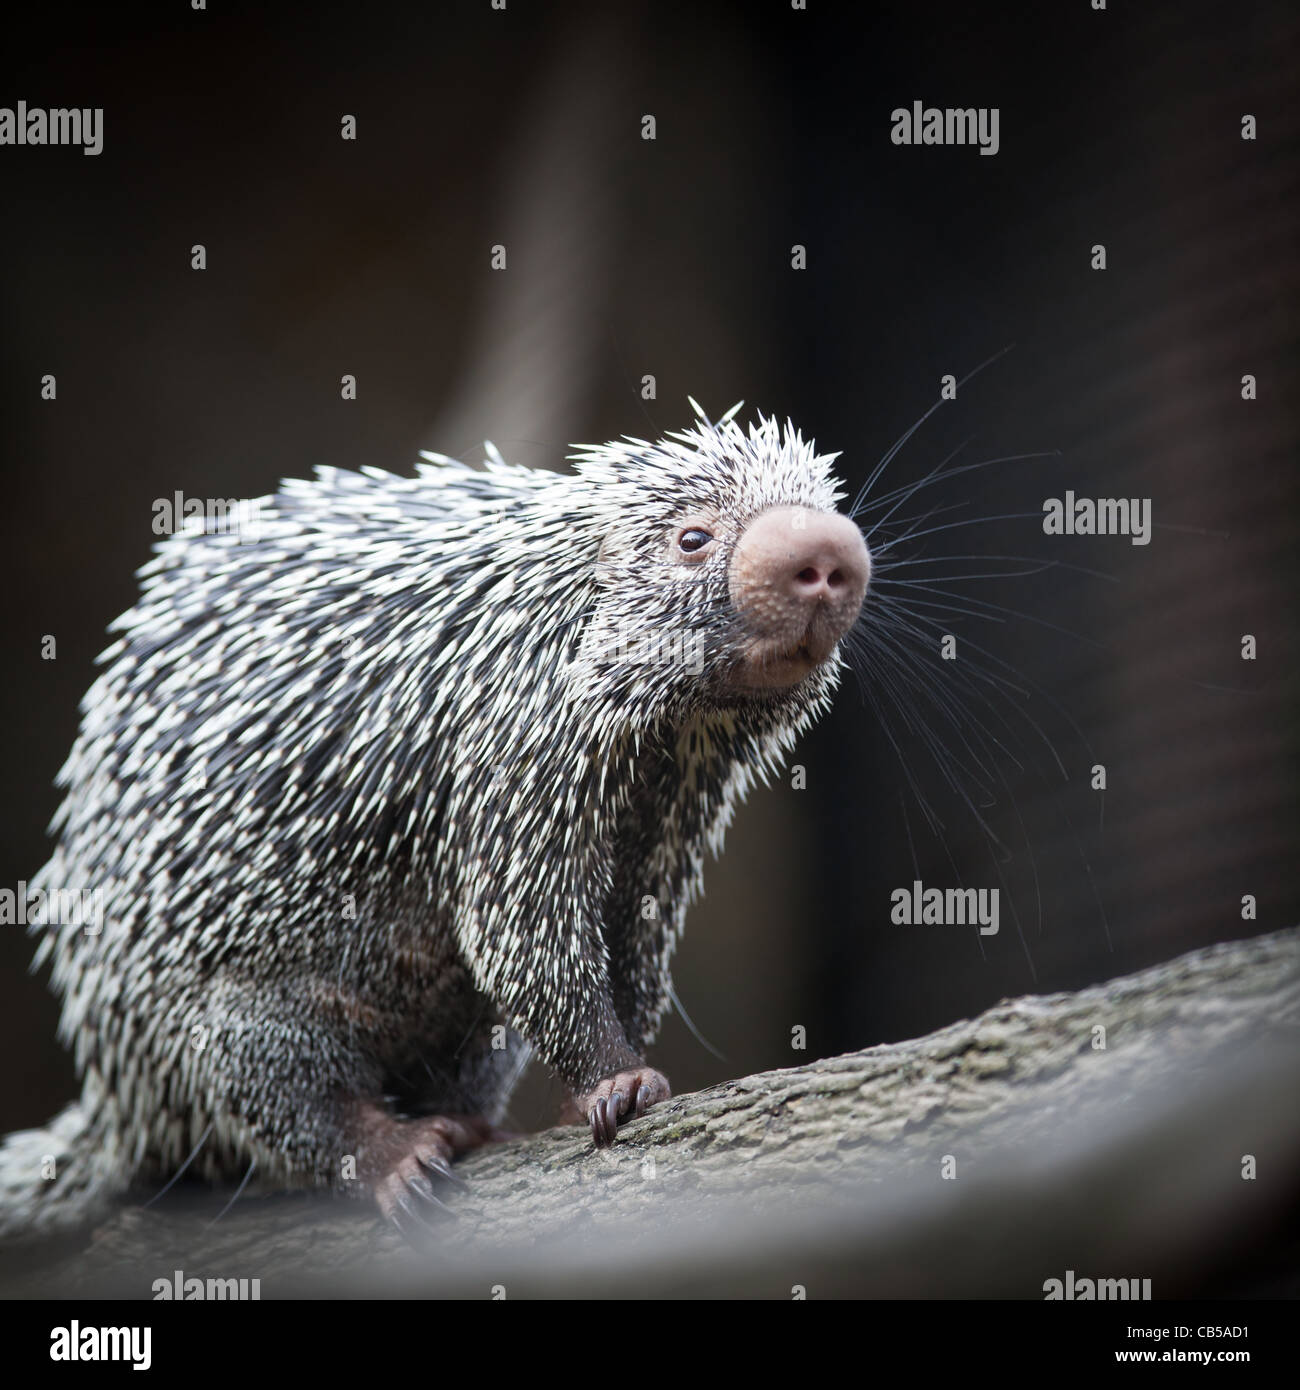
9, 927, 1299, 1298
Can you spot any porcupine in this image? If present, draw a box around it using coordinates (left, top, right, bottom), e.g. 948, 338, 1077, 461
0, 403, 870, 1240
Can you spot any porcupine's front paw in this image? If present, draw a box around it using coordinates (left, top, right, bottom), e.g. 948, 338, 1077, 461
577, 1068, 671, 1148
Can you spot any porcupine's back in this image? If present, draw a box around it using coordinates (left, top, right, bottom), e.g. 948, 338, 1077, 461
38, 457, 551, 974
7, 453, 569, 1234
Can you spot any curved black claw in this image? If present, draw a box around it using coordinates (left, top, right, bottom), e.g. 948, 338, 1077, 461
390, 1187, 441, 1246
418, 1153, 467, 1189
386, 1163, 460, 1247
408, 1170, 455, 1214
635, 1084, 651, 1118
589, 1097, 620, 1148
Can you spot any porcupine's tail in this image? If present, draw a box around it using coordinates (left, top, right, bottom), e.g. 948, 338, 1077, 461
0, 1095, 129, 1242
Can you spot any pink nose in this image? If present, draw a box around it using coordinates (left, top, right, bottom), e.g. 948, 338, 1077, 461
783, 532, 866, 606
731, 505, 869, 627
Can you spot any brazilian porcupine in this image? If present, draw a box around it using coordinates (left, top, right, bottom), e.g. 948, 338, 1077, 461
1, 402, 870, 1239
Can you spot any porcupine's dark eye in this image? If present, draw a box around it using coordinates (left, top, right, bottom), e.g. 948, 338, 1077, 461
678, 528, 714, 554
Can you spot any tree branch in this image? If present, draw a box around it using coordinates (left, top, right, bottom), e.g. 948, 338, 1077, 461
12, 927, 1299, 1298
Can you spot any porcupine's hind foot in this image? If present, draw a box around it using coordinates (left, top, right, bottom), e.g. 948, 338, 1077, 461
578, 1067, 671, 1148
351, 1102, 504, 1241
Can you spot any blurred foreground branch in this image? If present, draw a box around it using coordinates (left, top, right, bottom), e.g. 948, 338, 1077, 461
11, 927, 1299, 1298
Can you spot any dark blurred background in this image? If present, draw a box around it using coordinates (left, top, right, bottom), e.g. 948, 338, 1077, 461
0, 0, 1295, 1139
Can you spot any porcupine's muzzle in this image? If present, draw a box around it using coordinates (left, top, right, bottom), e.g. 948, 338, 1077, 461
727, 506, 870, 690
